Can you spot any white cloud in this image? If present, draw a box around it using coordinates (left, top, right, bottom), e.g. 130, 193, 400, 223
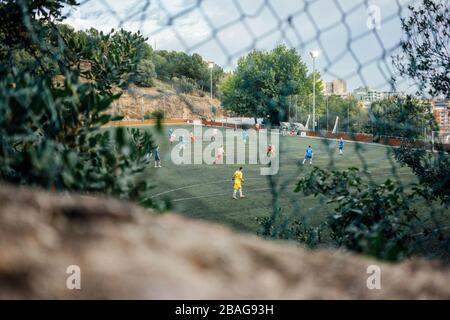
62, 0, 413, 92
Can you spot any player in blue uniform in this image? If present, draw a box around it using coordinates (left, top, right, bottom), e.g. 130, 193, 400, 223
179, 134, 186, 151
242, 129, 249, 143
338, 137, 344, 155
302, 145, 314, 165
154, 145, 161, 168
145, 143, 152, 162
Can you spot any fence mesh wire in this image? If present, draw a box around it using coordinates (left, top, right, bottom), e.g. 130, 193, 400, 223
3, 0, 450, 262
65, 0, 409, 90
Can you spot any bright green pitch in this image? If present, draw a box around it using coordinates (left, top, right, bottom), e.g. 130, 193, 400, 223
138, 124, 417, 234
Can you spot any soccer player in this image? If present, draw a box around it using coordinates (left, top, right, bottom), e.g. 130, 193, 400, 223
242, 129, 249, 143
145, 143, 152, 162
338, 137, 344, 155
267, 144, 275, 158
168, 128, 173, 138
179, 134, 186, 151
213, 145, 225, 164
232, 167, 245, 199
169, 132, 176, 144
302, 145, 314, 165
190, 131, 197, 144
154, 145, 161, 168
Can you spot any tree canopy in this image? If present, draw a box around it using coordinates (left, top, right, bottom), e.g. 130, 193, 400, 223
393, 0, 450, 98
220, 45, 315, 125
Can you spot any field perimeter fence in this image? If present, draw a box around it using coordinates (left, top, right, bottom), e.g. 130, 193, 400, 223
5, 0, 450, 262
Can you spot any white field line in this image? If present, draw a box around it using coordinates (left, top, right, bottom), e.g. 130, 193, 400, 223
149, 177, 264, 198
171, 187, 270, 202
158, 172, 414, 203
203, 125, 397, 149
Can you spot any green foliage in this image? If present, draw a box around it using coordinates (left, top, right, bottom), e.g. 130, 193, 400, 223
370, 96, 437, 139
393, 0, 450, 97
220, 45, 314, 125
256, 216, 323, 248
154, 50, 224, 94
132, 58, 156, 87
394, 145, 450, 205
0, 0, 159, 207
0, 72, 155, 201
61, 26, 153, 89
174, 76, 197, 94
318, 95, 368, 133
390, 0, 450, 207
0, 0, 77, 49
294, 167, 420, 261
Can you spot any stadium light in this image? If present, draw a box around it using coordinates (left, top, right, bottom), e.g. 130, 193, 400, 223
309, 50, 320, 131
310, 50, 320, 59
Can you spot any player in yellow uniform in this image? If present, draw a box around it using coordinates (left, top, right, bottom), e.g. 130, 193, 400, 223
232, 167, 245, 199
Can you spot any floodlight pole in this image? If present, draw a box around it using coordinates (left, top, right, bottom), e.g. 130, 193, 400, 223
347, 103, 350, 133
210, 67, 213, 106
312, 57, 316, 131
208, 61, 214, 115
310, 51, 319, 131
326, 95, 329, 132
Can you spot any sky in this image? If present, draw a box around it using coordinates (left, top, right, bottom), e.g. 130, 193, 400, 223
63, 0, 414, 92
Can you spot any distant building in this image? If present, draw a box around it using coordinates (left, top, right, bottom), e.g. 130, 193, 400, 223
352, 86, 400, 108
332, 79, 347, 96
324, 79, 348, 97
431, 99, 450, 132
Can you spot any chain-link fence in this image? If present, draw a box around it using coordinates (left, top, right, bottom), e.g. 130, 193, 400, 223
1, 0, 449, 263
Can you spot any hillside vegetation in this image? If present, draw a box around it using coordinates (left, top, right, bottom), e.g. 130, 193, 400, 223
110, 80, 225, 120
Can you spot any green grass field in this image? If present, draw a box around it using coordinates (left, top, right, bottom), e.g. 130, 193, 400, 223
138, 124, 421, 235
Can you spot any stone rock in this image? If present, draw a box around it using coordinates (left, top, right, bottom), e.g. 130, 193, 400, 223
0, 184, 449, 299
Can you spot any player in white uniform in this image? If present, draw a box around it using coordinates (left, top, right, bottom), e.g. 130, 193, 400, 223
213, 145, 225, 164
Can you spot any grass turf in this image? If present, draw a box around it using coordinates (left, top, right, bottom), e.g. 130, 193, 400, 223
137, 124, 420, 235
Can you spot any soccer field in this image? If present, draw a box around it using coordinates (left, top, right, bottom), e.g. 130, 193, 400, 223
137, 124, 419, 235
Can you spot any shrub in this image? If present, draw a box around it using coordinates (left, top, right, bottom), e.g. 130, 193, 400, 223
174, 76, 196, 94
0, 71, 156, 204
294, 167, 420, 261
256, 216, 323, 248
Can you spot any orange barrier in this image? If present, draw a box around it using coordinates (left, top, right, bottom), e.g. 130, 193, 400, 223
202, 120, 239, 129
105, 118, 449, 151
104, 119, 190, 127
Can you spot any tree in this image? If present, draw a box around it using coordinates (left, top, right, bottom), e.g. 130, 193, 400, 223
370, 96, 437, 139
66, 27, 152, 89
314, 95, 366, 133
220, 45, 315, 125
153, 50, 224, 94
393, 0, 450, 98
0, 0, 77, 50
294, 167, 421, 261
0, 0, 159, 207
132, 58, 156, 87
390, 1, 450, 205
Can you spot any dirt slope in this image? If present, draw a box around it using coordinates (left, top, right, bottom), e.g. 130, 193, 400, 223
0, 184, 449, 299
108, 81, 225, 120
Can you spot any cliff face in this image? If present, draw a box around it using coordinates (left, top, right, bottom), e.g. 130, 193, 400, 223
0, 184, 449, 299
108, 82, 225, 120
